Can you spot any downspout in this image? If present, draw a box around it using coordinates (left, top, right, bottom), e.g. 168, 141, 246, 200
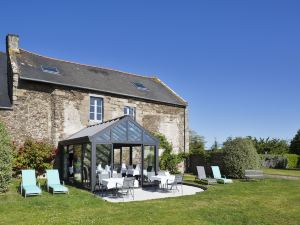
183, 107, 186, 153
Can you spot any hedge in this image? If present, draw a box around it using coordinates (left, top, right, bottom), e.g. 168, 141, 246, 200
0, 122, 13, 193
261, 154, 299, 169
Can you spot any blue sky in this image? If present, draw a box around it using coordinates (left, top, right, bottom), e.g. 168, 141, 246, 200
0, 1, 299, 147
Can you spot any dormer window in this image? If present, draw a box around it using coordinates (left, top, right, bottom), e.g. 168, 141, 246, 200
41, 65, 60, 74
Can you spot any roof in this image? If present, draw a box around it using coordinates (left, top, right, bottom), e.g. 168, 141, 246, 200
60, 116, 159, 146
66, 116, 123, 141
16, 49, 187, 107
0, 52, 12, 109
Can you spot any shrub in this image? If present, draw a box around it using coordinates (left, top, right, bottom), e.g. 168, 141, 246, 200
152, 132, 187, 174
290, 129, 300, 155
13, 139, 56, 175
223, 137, 260, 178
285, 154, 299, 169
0, 122, 13, 193
260, 154, 287, 168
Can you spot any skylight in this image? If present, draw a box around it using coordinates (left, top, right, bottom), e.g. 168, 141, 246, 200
133, 82, 148, 91
41, 65, 60, 74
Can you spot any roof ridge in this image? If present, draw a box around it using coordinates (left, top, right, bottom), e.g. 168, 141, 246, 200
19, 48, 155, 79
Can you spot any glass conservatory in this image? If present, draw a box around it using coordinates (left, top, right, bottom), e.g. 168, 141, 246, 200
58, 116, 159, 191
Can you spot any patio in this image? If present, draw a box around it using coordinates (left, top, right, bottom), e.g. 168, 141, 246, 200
98, 184, 204, 202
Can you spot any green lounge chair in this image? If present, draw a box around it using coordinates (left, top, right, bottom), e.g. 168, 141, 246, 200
21, 170, 42, 198
211, 166, 233, 184
46, 169, 69, 194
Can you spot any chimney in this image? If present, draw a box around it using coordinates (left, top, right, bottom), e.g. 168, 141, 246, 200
6, 34, 19, 53
5, 34, 20, 103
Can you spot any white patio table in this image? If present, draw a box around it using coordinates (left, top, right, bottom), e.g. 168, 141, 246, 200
102, 178, 124, 190
150, 175, 175, 189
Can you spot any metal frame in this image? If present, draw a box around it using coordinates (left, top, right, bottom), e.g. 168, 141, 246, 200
59, 116, 159, 192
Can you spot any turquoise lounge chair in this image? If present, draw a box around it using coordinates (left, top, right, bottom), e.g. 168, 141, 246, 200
21, 170, 42, 198
46, 169, 69, 194
211, 166, 233, 184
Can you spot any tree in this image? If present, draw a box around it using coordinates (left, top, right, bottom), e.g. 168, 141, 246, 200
0, 122, 13, 193
189, 130, 205, 154
223, 137, 260, 178
210, 138, 222, 151
248, 136, 289, 154
290, 129, 300, 155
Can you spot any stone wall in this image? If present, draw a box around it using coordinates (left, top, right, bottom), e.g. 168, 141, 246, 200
0, 79, 189, 154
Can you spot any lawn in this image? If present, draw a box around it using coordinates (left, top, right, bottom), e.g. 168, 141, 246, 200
0, 178, 300, 225
263, 168, 300, 177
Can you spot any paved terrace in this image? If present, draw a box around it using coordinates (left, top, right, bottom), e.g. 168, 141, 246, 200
98, 185, 204, 203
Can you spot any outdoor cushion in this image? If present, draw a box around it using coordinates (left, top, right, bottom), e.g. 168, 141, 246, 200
211, 166, 233, 184
49, 184, 69, 193
46, 169, 69, 194
23, 185, 42, 195
21, 170, 42, 197
216, 178, 233, 184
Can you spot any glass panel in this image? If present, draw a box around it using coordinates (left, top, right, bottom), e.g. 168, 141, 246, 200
128, 121, 142, 141
67, 145, 74, 182
73, 145, 82, 183
95, 129, 110, 142
113, 148, 121, 171
90, 97, 96, 106
97, 113, 102, 121
124, 107, 128, 115
90, 112, 95, 120
90, 106, 95, 113
132, 146, 141, 166
121, 147, 130, 166
83, 143, 91, 188
111, 121, 127, 141
62, 146, 68, 180
144, 133, 156, 145
96, 144, 111, 171
144, 146, 155, 172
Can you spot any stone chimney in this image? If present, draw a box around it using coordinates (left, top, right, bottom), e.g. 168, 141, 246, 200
6, 34, 19, 53
6, 34, 20, 103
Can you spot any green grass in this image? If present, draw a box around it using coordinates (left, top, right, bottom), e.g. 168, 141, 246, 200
0, 178, 300, 225
263, 168, 300, 177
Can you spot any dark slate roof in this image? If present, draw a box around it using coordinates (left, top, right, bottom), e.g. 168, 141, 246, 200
60, 115, 159, 146
66, 116, 123, 140
16, 49, 187, 107
0, 52, 12, 109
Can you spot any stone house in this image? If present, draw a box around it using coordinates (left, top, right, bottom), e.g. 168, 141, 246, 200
0, 34, 189, 157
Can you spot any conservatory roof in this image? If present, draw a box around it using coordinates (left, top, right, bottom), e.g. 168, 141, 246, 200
60, 116, 159, 146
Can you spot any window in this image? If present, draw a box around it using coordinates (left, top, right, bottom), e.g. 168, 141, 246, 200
89, 96, 103, 122
41, 65, 60, 74
133, 82, 148, 91
124, 106, 136, 120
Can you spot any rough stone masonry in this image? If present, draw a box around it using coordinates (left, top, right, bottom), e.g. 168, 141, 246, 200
0, 35, 189, 158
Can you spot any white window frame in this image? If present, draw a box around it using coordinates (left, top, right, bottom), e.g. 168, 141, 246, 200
89, 94, 104, 123
124, 106, 136, 120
